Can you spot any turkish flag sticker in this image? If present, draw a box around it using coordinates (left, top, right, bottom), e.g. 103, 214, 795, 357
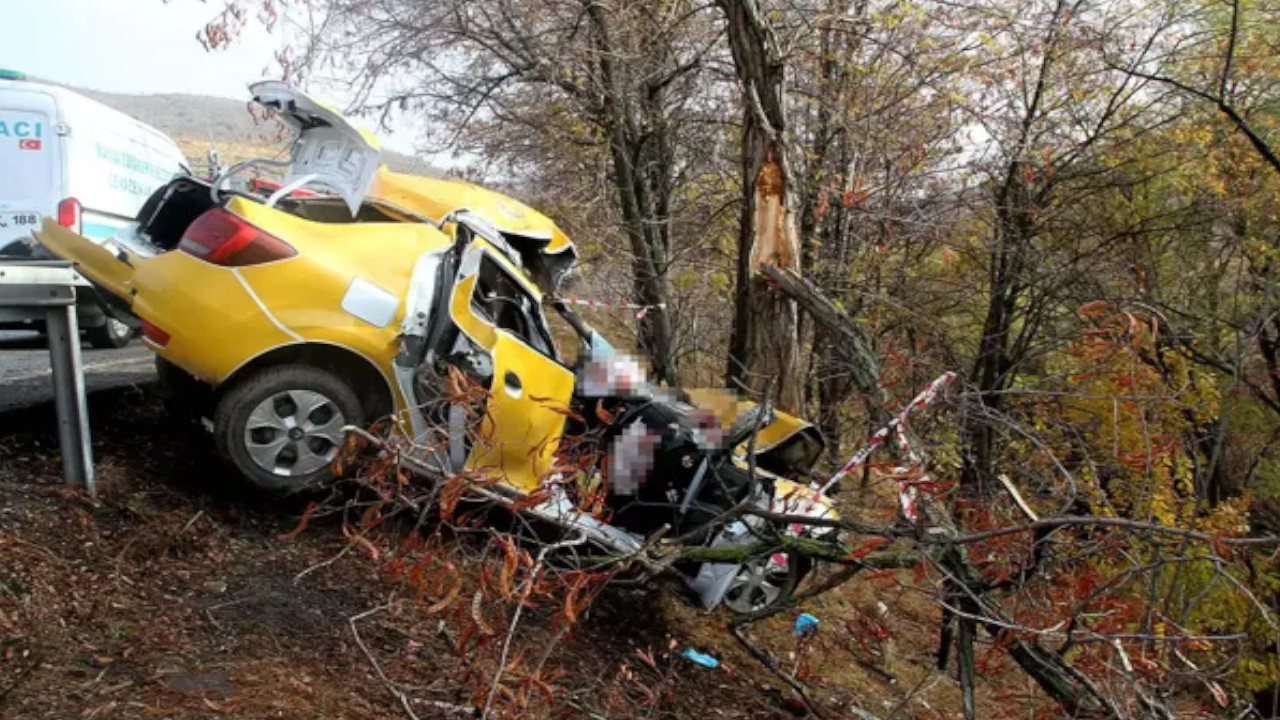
18, 139, 41, 151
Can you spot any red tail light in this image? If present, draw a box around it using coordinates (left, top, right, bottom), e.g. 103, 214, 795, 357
141, 319, 170, 347
57, 198, 82, 234
178, 208, 297, 266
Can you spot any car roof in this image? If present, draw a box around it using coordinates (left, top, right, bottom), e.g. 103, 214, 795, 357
368, 169, 576, 257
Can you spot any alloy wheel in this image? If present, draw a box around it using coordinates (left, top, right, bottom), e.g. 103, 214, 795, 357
243, 389, 346, 476
723, 555, 792, 614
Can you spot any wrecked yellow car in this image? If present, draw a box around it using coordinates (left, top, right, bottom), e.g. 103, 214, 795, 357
36, 82, 579, 493
37, 83, 839, 613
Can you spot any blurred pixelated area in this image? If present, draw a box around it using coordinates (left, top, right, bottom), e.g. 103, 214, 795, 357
607, 421, 661, 496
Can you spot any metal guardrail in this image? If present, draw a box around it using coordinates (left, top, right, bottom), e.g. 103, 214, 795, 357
0, 261, 94, 495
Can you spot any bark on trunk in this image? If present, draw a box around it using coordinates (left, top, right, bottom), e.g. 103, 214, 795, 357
760, 265, 888, 423
720, 0, 802, 411
588, 2, 678, 385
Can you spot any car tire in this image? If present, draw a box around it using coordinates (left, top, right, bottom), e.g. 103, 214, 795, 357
86, 318, 133, 349
213, 365, 363, 494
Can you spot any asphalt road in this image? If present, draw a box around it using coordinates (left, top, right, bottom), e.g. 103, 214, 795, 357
0, 330, 156, 412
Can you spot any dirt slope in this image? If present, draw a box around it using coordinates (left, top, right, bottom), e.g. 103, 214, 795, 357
0, 388, 804, 719
0, 383, 979, 719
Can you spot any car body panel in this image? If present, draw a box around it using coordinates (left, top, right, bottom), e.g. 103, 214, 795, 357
135, 258, 294, 382
370, 172, 579, 290
233, 195, 452, 341
35, 218, 135, 298
37, 192, 456, 397
683, 386, 821, 454
371, 171, 568, 248
448, 239, 575, 491
469, 332, 575, 492
248, 82, 381, 216
37, 223, 292, 382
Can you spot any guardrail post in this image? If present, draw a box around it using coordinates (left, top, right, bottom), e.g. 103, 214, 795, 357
45, 302, 95, 494
0, 261, 96, 496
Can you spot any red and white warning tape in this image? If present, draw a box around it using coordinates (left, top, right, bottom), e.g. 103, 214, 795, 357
561, 297, 667, 320
816, 371, 957, 521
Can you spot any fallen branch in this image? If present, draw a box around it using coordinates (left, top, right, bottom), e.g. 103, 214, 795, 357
350, 603, 469, 720
731, 624, 831, 720
342, 426, 662, 571
669, 536, 918, 568
948, 515, 1280, 547
759, 264, 887, 419
481, 533, 587, 720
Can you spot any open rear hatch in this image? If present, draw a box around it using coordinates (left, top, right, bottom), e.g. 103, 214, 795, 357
35, 83, 386, 305
248, 81, 381, 216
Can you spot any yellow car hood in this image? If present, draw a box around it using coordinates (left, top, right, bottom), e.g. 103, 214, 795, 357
370, 170, 567, 247
685, 387, 827, 473
369, 170, 578, 289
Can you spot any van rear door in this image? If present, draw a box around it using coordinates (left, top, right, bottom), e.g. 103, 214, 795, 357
0, 85, 60, 254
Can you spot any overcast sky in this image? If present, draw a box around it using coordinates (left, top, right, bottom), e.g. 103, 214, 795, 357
0, 0, 422, 154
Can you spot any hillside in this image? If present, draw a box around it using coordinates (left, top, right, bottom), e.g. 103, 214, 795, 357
73, 86, 438, 176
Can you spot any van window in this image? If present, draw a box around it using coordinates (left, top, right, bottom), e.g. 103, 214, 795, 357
470, 255, 558, 360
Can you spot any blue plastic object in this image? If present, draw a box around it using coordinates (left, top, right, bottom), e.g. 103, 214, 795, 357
794, 612, 821, 637
681, 648, 720, 668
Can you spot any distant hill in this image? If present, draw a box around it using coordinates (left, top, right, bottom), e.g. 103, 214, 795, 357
70, 86, 438, 176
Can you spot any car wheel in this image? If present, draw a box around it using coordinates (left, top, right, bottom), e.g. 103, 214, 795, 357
86, 318, 133, 349
722, 552, 807, 616
213, 365, 362, 494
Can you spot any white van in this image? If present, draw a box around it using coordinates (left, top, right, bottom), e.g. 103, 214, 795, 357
0, 69, 188, 347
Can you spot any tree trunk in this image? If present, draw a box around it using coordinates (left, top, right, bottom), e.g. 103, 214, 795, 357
760, 266, 889, 422
719, 0, 802, 411
588, 2, 678, 385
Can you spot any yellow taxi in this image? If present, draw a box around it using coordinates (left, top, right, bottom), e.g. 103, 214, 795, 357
37, 82, 579, 493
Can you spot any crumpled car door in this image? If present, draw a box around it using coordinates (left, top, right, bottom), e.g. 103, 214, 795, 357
442, 239, 575, 493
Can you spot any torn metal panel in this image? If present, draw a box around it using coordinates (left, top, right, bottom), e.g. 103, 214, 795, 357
249, 81, 381, 216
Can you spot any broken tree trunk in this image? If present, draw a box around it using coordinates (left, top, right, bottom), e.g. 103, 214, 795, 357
746, 150, 803, 411
720, 0, 802, 412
